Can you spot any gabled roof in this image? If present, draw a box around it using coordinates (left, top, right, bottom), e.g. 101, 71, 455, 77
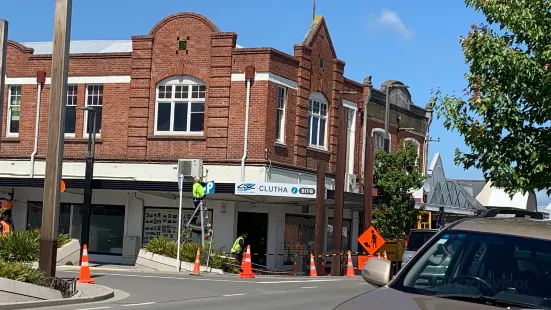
302, 15, 337, 58
429, 179, 486, 212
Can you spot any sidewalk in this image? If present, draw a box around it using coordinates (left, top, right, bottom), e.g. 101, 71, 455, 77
0, 283, 114, 310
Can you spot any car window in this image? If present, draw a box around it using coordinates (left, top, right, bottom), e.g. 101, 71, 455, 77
407, 231, 436, 251
392, 230, 551, 308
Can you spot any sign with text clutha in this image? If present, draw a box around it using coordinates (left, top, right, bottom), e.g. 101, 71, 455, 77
234, 182, 322, 199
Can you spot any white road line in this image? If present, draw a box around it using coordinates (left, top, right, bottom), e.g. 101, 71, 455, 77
300, 286, 318, 289
222, 293, 247, 297
77, 307, 111, 310
256, 279, 343, 284
121, 302, 157, 307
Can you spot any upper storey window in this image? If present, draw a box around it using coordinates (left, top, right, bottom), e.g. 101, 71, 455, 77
307, 92, 328, 149
155, 75, 206, 135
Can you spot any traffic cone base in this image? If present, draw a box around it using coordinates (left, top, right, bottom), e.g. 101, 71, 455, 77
239, 245, 255, 278
77, 245, 95, 284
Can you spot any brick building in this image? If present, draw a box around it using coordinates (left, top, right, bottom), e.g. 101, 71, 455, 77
0, 12, 432, 269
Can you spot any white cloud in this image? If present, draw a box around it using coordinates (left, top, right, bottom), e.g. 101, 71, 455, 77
369, 9, 413, 40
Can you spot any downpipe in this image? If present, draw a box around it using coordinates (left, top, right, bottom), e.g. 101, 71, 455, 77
30, 72, 46, 178
240, 74, 252, 181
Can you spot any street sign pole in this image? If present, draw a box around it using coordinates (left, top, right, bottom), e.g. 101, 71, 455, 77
176, 174, 184, 272
200, 200, 205, 248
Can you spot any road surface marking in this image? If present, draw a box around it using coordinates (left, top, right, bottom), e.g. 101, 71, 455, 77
256, 279, 343, 284
222, 293, 247, 297
300, 286, 318, 289
77, 307, 111, 310
122, 302, 156, 307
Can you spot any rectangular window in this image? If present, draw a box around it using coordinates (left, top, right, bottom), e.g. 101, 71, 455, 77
65, 85, 77, 135
276, 86, 286, 143
307, 98, 327, 148
155, 83, 205, 134
7, 85, 21, 136
373, 131, 385, 151
85, 85, 103, 135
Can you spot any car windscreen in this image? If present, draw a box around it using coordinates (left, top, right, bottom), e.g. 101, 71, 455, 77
391, 229, 551, 309
407, 231, 436, 251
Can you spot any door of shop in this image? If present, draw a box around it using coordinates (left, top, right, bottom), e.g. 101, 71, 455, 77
237, 212, 268, 266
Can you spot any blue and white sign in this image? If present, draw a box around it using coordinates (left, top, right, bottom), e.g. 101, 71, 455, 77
204, 181, 216, 195
235, 182, 319, 199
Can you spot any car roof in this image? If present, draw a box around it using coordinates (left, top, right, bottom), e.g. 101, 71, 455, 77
451, 217, 551, 240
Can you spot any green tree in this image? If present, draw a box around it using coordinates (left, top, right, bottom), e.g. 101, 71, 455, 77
373, 141, 424, 238
432, 0, 551, 194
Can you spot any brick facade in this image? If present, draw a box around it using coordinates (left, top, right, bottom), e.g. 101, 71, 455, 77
0, 12, 430, 177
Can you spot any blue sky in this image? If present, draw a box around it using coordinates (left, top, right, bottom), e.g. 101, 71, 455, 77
3, 0, 549, 205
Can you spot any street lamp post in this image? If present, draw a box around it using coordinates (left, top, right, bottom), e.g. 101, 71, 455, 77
384, 84, 409, 153
78, 106, 97, 260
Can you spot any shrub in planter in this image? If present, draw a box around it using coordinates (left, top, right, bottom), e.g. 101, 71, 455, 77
143, 237, 238, 273
0, 261, 45, 285
0, 229, 71, 263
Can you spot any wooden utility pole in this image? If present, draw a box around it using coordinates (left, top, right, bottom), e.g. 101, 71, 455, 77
39, 0, 72, 278
331, 100, 347, 276
0, 20, 8, 141
314, 160, 326, 273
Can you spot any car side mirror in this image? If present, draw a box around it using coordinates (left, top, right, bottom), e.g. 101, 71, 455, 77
361, 258, 392, 286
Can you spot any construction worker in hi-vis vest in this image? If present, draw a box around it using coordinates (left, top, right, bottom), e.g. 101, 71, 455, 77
231, 232, 248, 264
192, 176, 205, 209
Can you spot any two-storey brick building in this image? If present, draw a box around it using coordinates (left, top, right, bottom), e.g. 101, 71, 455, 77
0, 12, 432, 269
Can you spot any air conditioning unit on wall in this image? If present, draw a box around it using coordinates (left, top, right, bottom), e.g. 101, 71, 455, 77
345, 174, 358, 193
177, 159, 203, 178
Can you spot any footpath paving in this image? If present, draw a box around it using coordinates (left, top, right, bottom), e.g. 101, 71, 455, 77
0, 283, 114, 310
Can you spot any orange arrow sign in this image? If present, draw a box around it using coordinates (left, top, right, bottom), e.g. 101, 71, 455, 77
358, 225, 386, 255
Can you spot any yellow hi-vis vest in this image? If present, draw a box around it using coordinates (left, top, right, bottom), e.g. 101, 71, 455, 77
231, 236, 244, 253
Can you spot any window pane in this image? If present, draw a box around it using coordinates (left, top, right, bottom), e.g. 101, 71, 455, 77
73, 205, 125, 255
311, 117, 319, 145
190, 102, 204, 112
86, 108, 102, 134
65, 106, 76, 134
307, 115, 312, 144
175, 85, 188, 99
156, 102, 171, 131
9, 106, 20, 134
174, 102, 189, 131
321, 103, 327, 116
67, 85, 77, 106
198, 85, 206, 98
319, 118, 326, 146
276, 110, 283, 141
190, 112, 204, 132
26, 202, 71, 235
308, 100, 313, 112
313, 100, 320, 114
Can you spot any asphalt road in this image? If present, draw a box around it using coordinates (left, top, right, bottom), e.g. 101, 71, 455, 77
38, 267, 376, 310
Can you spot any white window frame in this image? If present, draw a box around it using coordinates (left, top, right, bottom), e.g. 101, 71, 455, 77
83, 84, 103, 139
276, 86, 287, 144
343, 100, 357, 175
154, 75, 206, 136
6, 85, 21, 137
307, 92, 329, 150
372, 128, 387, 152
404, 137, 421, 166
65, 85, 77, 138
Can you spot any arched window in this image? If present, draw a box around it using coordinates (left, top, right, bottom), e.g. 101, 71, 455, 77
372, 128, 386, 152
404, 137, 421, 166
307, 92, 329, 149
154, 75, 206, 134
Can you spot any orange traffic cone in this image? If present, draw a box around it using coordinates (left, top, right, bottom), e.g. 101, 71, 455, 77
319, 255, 326, 276
190, 248, 201, 276
77, 244, 95, 284
309, 253, 317, 277
239, 245, 255, 278
345, 251, 354, 277
383, 251, 388, 260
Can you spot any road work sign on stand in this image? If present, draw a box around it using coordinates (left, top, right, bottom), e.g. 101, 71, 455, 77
358, 225, 386, 255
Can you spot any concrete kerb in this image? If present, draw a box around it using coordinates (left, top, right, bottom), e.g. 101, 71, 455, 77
0, 284, 115, 310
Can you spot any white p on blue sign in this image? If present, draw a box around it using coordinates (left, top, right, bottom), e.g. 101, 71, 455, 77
204, 181, 215, 194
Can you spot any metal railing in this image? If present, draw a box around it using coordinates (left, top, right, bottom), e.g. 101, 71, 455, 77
43, 277, 77, 298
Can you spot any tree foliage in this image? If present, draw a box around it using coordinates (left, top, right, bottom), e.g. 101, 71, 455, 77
432, 0, 551, 194
373, 141, 424, 238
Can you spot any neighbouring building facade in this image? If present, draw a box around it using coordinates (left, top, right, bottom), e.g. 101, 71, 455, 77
0, 12, 432, 270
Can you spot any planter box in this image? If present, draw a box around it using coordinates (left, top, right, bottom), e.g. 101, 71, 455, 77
135, 249, 224, 274
0, 277, 62, 303
32, 239, 81, 269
